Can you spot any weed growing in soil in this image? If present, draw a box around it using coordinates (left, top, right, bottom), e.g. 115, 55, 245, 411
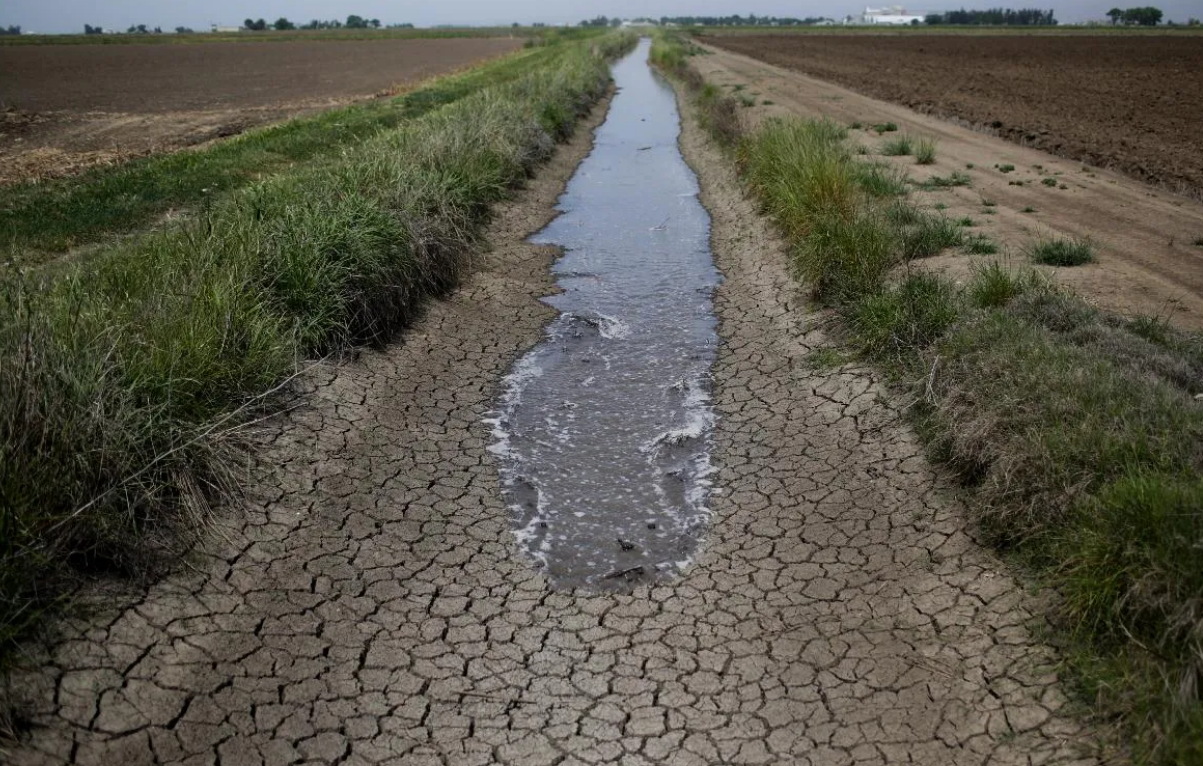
967, 261, 1026, 308
915, 138, 937, 165
916, 171, 971, 190
1022, 206, 1037, 213
873, 122, 898, 134
964, 233, 1000, 254
881, 135, 914, 156
997, 163, 1015, 173
957, 217, 976, 227
900, 213, 964, 259
855, 162, 909, 197
806, 347, 847, 369
1193, 237, 1203, 247
1042, 176, 1058, 187
1031, 236, 1094, 266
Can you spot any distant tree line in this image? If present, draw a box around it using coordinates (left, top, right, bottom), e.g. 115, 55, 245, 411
1105, 6, 1163, 25
0, 25, 22, 34
84, 24, 197, 34
243, 16, 383, 31
923, 8, 1058, 24
578, 16, 624, 27
656, 15, 831, 26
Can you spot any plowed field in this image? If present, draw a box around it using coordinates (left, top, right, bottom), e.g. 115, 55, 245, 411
705, 33, 1203, 198
0, 37, 521, 182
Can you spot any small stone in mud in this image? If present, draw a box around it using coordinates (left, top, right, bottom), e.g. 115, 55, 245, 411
617, 538, 636, 551
647, 522, 657, 530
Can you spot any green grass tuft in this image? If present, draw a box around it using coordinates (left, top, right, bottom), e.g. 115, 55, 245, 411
915, 138, 937, 165
916, 171, 971, 190
872, 122, 899, 134
880, 135, 914, 156
851, 273, 960, 372
855, 162, 910, 198
963, 233, 1000, 255
1031, 236, 1094, 266
900, 213, 964, 259
967, 261, 1025, 308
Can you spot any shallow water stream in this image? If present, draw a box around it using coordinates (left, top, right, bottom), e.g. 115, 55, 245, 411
489, 39, 720, 590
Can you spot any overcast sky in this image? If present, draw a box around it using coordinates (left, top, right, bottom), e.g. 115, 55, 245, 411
4, 0, 1202, 33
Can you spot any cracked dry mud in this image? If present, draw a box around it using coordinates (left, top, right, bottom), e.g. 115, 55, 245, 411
3, 76, 1101, 765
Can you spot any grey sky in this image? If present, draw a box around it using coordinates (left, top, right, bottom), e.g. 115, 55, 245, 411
5, 0, 1202, 33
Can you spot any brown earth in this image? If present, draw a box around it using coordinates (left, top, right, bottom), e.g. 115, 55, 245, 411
0, 38, 522, 183
705, 33, 1203, 200
692, 42, 1203, 330
0, 75, 1103, 766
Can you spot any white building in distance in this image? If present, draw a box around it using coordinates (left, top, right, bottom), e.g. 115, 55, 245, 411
858, 6, 925, 24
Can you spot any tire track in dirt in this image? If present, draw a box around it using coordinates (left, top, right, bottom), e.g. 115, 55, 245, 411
3, 74, 1100, 766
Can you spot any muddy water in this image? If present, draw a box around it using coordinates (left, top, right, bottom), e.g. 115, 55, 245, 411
488, 40, 720, 590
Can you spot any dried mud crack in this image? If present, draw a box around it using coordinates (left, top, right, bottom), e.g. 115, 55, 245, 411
3, 73, 1100, 765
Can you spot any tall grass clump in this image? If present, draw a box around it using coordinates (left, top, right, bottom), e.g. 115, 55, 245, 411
0, 33, 635, 659
915, 138, 937, 165
855, 162, 910, 198
1030, 235, 1095, 266
740, 118, 903, 303
851, 273, 960, 372
880, 134, 915, 156
899, 212, 964, 259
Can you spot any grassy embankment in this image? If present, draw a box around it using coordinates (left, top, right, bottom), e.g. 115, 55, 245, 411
0, 32, 605, 264
0, 31, 636, 663
654, 33, 1203, 766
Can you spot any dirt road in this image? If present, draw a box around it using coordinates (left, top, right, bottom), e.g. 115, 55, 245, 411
3, 75, 1099, 765
693, 43, 1203, 330
705, 33, 1203, 199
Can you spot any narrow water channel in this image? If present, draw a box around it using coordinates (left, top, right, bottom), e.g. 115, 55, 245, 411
488, 39, 720, 590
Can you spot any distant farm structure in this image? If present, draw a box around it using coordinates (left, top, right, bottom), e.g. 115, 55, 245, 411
856, 6, 926, 24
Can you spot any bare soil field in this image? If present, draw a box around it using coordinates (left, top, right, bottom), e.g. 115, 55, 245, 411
705, 33, 1203, 199
0, 38, 521, 182
692, 42, 1203, 329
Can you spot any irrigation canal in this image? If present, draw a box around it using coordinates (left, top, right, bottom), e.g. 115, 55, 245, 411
489, 39, 721, 590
